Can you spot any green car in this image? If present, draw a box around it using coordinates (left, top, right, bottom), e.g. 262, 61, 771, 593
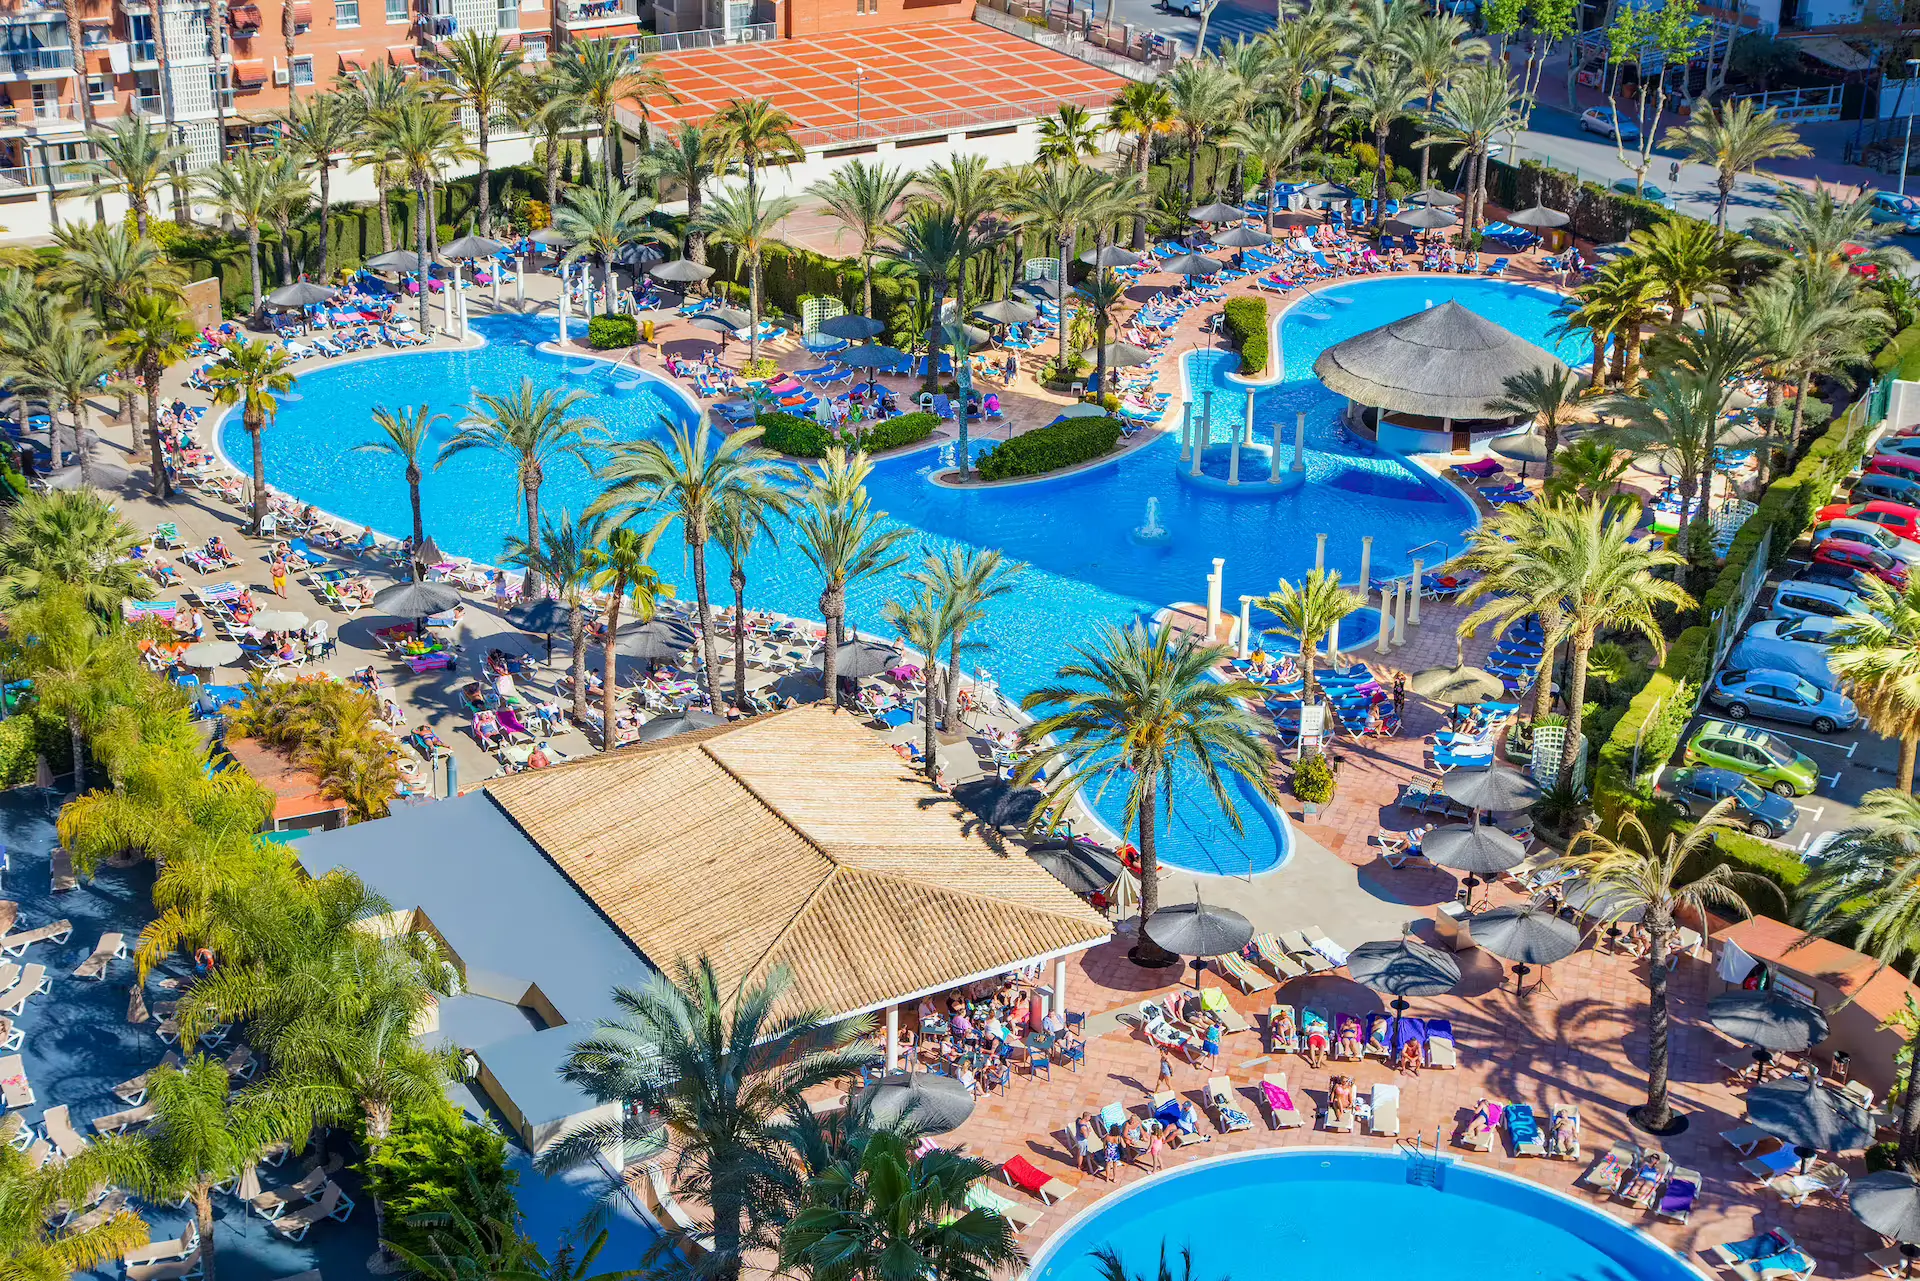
1682, 721, 1819, 797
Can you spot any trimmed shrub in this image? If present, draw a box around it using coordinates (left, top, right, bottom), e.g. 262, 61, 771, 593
978, 416, 1124, 482
757, 410, 833, 459
860, 412, 938, 453
1293, 752, 1335, 804
1222, 297, 1269, 376
1876, 323, 1920, 381
363, 1104, 518, 1266
587, 314, 636, 350
0, 710, 74, 788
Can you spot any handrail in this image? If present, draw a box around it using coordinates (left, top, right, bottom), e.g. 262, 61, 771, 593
1405, 538, 1448, 565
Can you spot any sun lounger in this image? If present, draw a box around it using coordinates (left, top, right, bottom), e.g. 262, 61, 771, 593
0, 964, 47, 1016
1259, 1073, 1304, 1128
268, 1179, 354, 1240
1741, 1146, 1799, 1181
1363, 1012, 1392, 1059
126, 1258, 205, 1281
1369, 1083, 1400, 1136
72, 931, 126, 980
1506, 1102, 1545, 1157
1321, 1094, 1356, 1133
1278, 929, 1333, 974
1304, 928, 1349, 969
250, 1163, 333, 1219
1214, 951, 1274, 994
123, 1221, 199, 1267
1658, 1166, 1701, 1222
1721, 1124, 1774, 1155
965, 1179, 1043, 1229
0, 918, 71, 956
1618, 1151, 1672, 1209
1207, 1076, 1253, 1133
42, 1103, 87, 1158
92, 1099, 156, 1134
1709, 1230, 1814, 1281
1301, 1006, 1331, 1059
1198, 986, 1252, 1034
1769, 1160, 1848, 1207
1548, 1105, 1581, 1160
0, 1053, 31, 1108
1001, 1154, 1075, 1205
1150, 1089, 1207, 1145
223, 1044, 258, 1081
1265, 1004, 1299, 1055
1578, 1142, 1638, 1194
1249, 933, 1308, 980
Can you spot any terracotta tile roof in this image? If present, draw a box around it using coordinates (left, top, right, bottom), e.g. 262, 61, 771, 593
224, 736, 342, 824
482, 706, 1111, 1019
1714, 914, 1920, 1027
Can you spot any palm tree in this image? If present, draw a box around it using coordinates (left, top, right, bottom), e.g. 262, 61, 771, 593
35, 320, 124, 490
502, 512, 594, 728
646, 122, 722, 266
265, 155, 313, 289
203, 336, 296, 534
1163, 59, 1238, 205
791, 448, 911, 702
1080, 271, 1130, 402
1662, 99, 1811, 234
1399, 10, 1487, 193
1018, 623, 1276, 963
429, 32, 522, 239
1340, 60, 1423, 222
0, 488, 152, 612
552, 38, 671, 167
196, 151, 280, 315
712, 96, 802, 203
586, 525, 672, 747
1253, 569, 1364, 703
1488, 365, 1582, 479
1753, 262, 1888, 450
439, 379, 598, 596
1007, 164, 1109, 373
1037, 102, 1102, 164
1610, 367, 1736, 559
1828, 578, 1920, 791
1458, 497, 1692, 787
72, 116, 188, 237
781, 1129, 1020, 1281
906, 546, 1022, 736
43, 221, 182, 325
808, 160, 915, 320
1795, 788, 1920, 1159
1748, 182, 1912, 274
1556, 258, 1663, 391
120, 1058, 313, 1281
114, 292, 195, 498
1545, 437, 1633, 504
0, 1136, 149, 1279
7, 588, 144, 787
1555, 808, 1773, 1131
1228, 110, 1311, 235
540, 958, 878, 1281
713, 484, 790, 710
369, 96, 481, 327
1106, 81, 1175, 250
590, 417, 791, 713
1413, 62, 1519, 236
881, 590, 953, 780
278, 91, 362, 277
556, 180, 671, 316
696, 186, 799, 367
1625, 217, 1742, 318
354, 404, 447, 578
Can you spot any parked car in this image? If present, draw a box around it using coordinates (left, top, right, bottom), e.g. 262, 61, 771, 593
1870, 190, 1920, 233
1852, 473, 1920, 505
1612, 178, 1666, 200
1869, 453, 1920, 482
1812, 519, 1920, 563
1683, 721, 1820, 797
1813, 500, 1920, 541
1727, 635, 1839, 691
1870, 434, 1920, 459
1706, 668, 1859, 733
1746, 615, 1848, 648
1770, 579, 1871, 624
1812, 538, 1908, 587
1668, 767, 1801, 839
1582, 107, 1639, 141
1797, 565, 1882, 597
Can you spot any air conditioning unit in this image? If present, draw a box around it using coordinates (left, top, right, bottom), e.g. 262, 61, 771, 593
271, 65, 288, 84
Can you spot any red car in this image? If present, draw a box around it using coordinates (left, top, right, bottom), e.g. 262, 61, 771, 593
1870, 453, 1920, 482
1813, 538, 1909, 587
1813, 500, 1920, 541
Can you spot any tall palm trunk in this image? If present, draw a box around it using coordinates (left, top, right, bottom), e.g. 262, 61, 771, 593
601, 572, 627, 752
476, 118, 493, 238
520, 480, 541, 597
316, 157, 336, 278
405, 463, 424, 580
245, 226, 262, 317
1638, 913, 1676, 1130
210, 0, 230, 173
952, 269, 974, 479
729, 561, 749, 709
65, 4, 104, 224
1056, 234, 1073, 372
1418, 90, 1437, 192
746, 254, 762, 365
192, 1185, 217, 1281
376, 167, 395, 254
1133, 769, 1171, 964
1184, 126, 1202, 205
151, 3, 186, 228
415, 180, 432, 335
687, 180, 706, 267
1559, 632, 1593, 790
1789, 373, 1813, 451
568, 613, 589, 725
1132, 135, 1151, 250
919, 658, 938, 780
690, 536, 723, 713
544, 128, 563, 209
246, 416, 267, 534
144, 355, 169, 499
819, 584, 842, 708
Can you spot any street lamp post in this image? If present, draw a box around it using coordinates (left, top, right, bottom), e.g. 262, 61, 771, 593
1903, 57, 1920, 200
852, 65, 866, 134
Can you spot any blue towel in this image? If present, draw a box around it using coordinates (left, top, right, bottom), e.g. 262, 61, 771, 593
1153, 1098, 1182, 1127
1506, 1104, 1539, 1144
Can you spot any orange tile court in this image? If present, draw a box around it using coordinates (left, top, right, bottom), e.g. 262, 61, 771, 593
635, 22, 1129, 140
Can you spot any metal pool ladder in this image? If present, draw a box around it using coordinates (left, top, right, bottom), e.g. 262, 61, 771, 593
1398, 1129, 1446, 1190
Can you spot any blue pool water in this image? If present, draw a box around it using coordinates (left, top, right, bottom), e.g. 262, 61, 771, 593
1028, 1151, 1702, 1281
225, 279, 1582, 876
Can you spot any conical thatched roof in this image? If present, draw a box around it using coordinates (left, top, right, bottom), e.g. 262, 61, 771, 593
1312, 301, 1568, 421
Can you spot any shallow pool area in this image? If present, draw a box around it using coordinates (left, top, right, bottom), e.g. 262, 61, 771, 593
228, 280, 1581, 876
1027, 1149, 1703, 1281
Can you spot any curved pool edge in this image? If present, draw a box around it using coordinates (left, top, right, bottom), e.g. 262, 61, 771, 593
1021, 1146, 1710, 1281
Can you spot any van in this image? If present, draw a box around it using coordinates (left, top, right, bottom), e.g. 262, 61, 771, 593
1727, 636, 1840, 691
1770, 579, 1869, 624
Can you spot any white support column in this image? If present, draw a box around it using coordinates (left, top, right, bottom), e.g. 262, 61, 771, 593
1206, 558, 1225, 640
1180, 402, 1193, 462
1237, 595, 1254, 659
1292, 411, 1307, 473
1409, 559, 1424, 625
515, 256, 525, 308
1327, 618, 1341, 666
1395, 580, 1410, 644
1376, 586, 1392, 654
1244, 387, 1256, 450
1054, 957, 1069, 1018
1315, 533, 1327, 575
1228, 421, 1241, 486
1358, 535, 1373, 595
886, 1005, 899, 1071
558, 286, 569, 346
1189, 408, 1205, 476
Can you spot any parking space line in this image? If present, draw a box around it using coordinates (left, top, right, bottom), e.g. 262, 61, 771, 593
1794, 804, 1826, 822
1796, 832, 1814, 852
1819, 771, 1842, 788
1748, 724, 1857, 757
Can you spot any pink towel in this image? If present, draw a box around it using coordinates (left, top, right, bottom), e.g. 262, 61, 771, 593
1261, 1081, 1294, 1112
1485, 1103, 1504, 1126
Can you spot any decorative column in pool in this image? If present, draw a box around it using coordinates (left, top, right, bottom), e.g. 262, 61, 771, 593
1376, 588, 1391, 654
1207, 558, 1225, 638
1358, 536, 1373, 595
515, 257, 525, 308
558, 282, 570, 346
1238, 595, 1254, 659
1410, 560, 1424, 624
1181, 402, 1193, 462
1292, 411, 1306, 475
1315, 533, 1326, 574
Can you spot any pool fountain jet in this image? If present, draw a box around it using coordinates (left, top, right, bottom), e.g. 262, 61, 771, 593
939, 441, 956, 470
1132, 496, 1171, 546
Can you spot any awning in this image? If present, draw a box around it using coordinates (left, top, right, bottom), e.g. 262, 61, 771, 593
228, 2, 262, 27
290, 0, 312, 23
1793, 34, 1873, 71
231, 57, 267, 83
386, 44, 417, 65
338, 49, 367, 69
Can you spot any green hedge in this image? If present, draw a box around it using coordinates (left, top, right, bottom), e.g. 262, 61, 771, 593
707, 243, 920, 348
757, 410, 833, 459
0, 709, 75, 788
1878, 323, 1920, 382
861, 411, 938, 453
978, 416, 1124, 482
587, 314, 637, 350
1487, 158, 1674, 244
1222, 297, 1269, 376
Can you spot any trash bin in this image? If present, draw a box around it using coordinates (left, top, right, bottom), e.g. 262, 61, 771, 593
1435, 900, 1475, 952
642, 318, 655, 345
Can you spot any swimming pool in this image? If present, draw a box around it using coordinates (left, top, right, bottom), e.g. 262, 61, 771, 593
1026, 1149, 1704, 1281
225, 279, 1582, 876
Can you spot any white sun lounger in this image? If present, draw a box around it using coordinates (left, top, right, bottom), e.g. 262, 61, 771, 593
268, 1180, 354, 1241
126, 1256, 204, 1281
42, 1103, 87, 1158
92, 1100, 155, 1134
122, 1220, 199, 1267
0, 964, 48, 1018
1370, 1083, 1401, 1136
0, 918, 71, 957
1260, 1073, 1304, 1129
113, 1053, 184, 1107
0, 1053, 33, 1109
250, 1164, 332, 1219
72, 932, 126, 980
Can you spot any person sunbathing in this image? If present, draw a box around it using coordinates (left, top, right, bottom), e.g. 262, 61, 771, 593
1328, 1075, 1355, 1121
1621, 1154, 1664, 1202
1270, 1007, 1297, 1048
1176, 1100, 1210, 1140
1550, 1111, 1578, 1156
1335, 1020, 1361, 1060
1463, 1098, 1497, 1144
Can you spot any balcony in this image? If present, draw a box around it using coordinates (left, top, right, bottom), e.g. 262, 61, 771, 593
0, 45, 74, 79
557, 0, 638, 28
128, 37, 155, 60
0, 98, 80, 129
0, 4, 65, 23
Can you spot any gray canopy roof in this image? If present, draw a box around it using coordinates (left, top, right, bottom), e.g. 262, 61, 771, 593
1312, 301, 1569, 421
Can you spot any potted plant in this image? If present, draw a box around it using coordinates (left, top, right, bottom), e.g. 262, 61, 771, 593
1293, 752, 1336, 817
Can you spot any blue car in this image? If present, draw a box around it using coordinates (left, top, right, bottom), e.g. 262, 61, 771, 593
1669, 767, 1800, 840
1707, 668, 1858, 734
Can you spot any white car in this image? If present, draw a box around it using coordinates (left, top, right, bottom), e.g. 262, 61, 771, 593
1580, 107, 1640, 142
1812, 518, 1920, 564
1746, 616, 1848, 648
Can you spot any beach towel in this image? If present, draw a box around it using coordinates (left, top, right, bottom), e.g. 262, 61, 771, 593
1506, 1104, 1539, 1146
1364, 1013, 1391, 1055
1219, 1102, 1252, 1130
1393, 1017, 1427, 1057
1659, 1178, 1697, 1217
1099, 1103, 1127, 1131
1303, 1008, 1330, 1050
1153, 1097, 1182, 1128
1261, 1080, 1294, 1112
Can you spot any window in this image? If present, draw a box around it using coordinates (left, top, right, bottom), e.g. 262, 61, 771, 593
337, 0, 360, 24
386, 0, 408, 22
496, 0, 517, 27
87, 74, 112, 103
290, 54, 313, 84
520, 35, 545, 59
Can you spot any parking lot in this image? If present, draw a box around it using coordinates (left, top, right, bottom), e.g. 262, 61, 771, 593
1663, 555, 1906, 859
